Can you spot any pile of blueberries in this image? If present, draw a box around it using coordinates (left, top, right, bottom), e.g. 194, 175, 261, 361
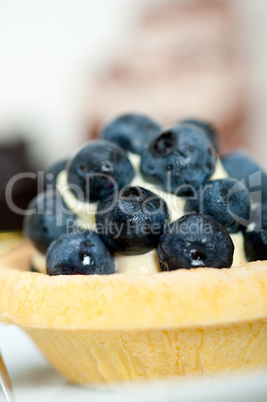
24, 113, 267, 275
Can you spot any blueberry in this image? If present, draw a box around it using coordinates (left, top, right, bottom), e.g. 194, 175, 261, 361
23, 190, 77, 253
46, 231, 115, 275
140, 124, 217, 195
96, 186, 169, 255
157, 214, 234, 270
185, 178, 251, 232
45, 158, 68, 189
222, 150, 267, 203
180, 118, 219, 151
67, 140, 134, 202
101, 113, 161, 155
243, 204, 267, 261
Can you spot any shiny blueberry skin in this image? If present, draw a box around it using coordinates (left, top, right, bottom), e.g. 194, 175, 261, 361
67, 140, 135, 202
46, 231, 115, 275
157, 214, 234, 270
243, 204, 267, 261
45, 158, 68, 189
222, 150, 267, 203
140, 124, 217, 195
23, 190, 77, 254
180, 119, 219, 151
101, 113, 161, 155
185, 178, 251, 232
96, 186, 169, 255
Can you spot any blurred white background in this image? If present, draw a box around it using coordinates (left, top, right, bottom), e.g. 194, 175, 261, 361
0, 0, 267, 168
0, 0, 152, 167
240, 0, 267, 167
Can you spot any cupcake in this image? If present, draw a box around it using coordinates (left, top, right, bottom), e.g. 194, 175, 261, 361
0, 114, 267, 385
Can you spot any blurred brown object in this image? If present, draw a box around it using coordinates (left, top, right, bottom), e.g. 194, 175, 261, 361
87, 0, 247, 153
0, 139, 37, 231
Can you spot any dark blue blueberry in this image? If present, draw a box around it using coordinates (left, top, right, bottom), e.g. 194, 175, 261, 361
157, 214, 234, 270
140, 124, 217, 195
67, 140, 134, 202
96, 186, 169, 255
46, 231, 115, 276
101, 113, 161, 155
23, 190, 77, 254
185, 178, 251, 232
180, 118, 219, 151
222, 150, 267, 203
243, 203, 267, 261
44, 158, 68, 189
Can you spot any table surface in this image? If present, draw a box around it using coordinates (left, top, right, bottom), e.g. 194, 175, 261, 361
0, 325, 267, 402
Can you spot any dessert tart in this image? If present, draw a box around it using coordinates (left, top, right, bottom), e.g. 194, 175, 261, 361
0, 115, 267, 385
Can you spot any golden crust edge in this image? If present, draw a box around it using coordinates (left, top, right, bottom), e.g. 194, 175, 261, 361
0, 242, 267, 330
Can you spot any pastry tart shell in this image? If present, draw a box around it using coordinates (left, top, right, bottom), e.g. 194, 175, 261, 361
0, 242, 267, 385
